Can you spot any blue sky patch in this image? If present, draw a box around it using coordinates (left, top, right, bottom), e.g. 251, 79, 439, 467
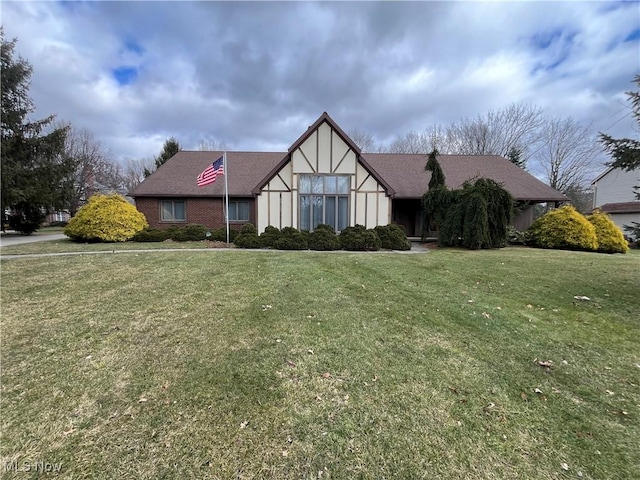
124, 39, 144, 56
530, 29, 564, 50
112, 67, 138, 86
624, 28, 640, 43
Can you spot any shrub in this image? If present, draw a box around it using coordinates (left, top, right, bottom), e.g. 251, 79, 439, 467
182, 224, 209, 241
274, 227, 308, 250
527, 205, 598, 252
234, 233, 261, 249
8, 203, 45, 235
374, 224, 411, 250
208, 227, 238, 243
308, 224, 341, 251
133, 227, 169, 242
240, 223, 257, 235
164, 224, 209, 241
507, 226, 530, 245
339, 224, 381, 251
259, 225, 281, 248
48, 220, 68, 227
587, 211, 628, 254
64, 193, 148, 242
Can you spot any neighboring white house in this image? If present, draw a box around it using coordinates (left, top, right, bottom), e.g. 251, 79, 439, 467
592, 167, 640, 238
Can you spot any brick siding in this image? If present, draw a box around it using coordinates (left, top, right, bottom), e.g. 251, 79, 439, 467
134, 197, 255, 230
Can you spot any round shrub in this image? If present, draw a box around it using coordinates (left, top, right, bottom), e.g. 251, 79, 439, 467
234, 233, 261, 248
240, 223, 257, 235
309, 224, 341, 251
259, 225, 281, 248
182, 224, 209, 241
527, 205, 598, 252
273, 227, 308, 250
587, 211, 628, 254
64, 193, 148, 242
133, 227, 169, 242
208, 227, 238, 243
339, 224, 381, 251
207, 228, 226, 242
374, 224, 411, 250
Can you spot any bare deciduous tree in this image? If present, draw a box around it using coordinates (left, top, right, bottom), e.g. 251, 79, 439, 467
121, 157, 153, 194
346, 129, 377, 153
445, 103, 544, 164
197, 138, 228, 151
532, 117, 602, 194
63, 127, 118, 215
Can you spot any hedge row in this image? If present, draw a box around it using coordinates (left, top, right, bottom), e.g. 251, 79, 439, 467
133, 225, 240, 242
234, 223, 411, 251
131, 223, 411, 251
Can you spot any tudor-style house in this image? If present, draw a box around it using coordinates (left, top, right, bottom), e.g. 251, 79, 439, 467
130, 112, 567, 236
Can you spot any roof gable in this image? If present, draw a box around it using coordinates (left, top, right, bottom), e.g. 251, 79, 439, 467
254, 112, 394, 195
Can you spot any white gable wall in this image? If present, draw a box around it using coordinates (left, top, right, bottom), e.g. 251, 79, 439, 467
593, 168, 640, 206
256, 121, 390, 233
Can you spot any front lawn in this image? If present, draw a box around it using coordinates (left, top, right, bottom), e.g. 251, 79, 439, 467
1, 248, 638, 479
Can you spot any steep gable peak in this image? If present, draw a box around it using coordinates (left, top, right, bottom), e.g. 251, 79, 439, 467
287, 112, 362, 155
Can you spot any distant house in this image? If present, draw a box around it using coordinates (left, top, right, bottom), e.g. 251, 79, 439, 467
130, 112, 567, 236
592, 167, 640, 238
45, 211, 71, 225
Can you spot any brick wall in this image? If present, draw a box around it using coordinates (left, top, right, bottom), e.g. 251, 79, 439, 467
134, 197, 256, 230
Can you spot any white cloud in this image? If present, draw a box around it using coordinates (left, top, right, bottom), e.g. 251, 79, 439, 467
1, 0, 637, 165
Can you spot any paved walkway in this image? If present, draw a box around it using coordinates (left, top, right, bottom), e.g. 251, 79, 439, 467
0, 233, 68, 247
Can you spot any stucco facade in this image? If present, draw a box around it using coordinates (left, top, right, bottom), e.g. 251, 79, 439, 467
256, 119, 390, 233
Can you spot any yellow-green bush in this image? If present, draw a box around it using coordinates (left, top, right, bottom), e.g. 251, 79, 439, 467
527, 205, 598, 252
586, 210, 629, 254
64, 193, 148, 242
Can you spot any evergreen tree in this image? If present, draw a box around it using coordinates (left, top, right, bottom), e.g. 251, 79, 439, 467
421, 149, 450, 239
1, 31, 73, 234
144, 137, 180, 177
507, 146, 526, 169
600, 75, 640, 173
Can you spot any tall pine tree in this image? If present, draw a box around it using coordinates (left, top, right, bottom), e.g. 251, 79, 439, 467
1, 31, 73, 234
144, 137, 181, 177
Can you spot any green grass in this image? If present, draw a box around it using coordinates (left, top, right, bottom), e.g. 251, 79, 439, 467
1, 238, 220, 255
1, 248, 639, 479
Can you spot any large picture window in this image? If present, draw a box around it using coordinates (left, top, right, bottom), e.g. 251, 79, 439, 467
299, 175, 349, 231
160, 200, 186, 222
228, 201, 250, 222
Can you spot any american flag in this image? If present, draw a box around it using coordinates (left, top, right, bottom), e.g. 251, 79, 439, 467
197, 156, 224, 187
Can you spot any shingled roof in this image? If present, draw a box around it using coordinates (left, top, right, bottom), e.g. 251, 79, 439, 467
363, 153, 568, 202
130, 149, 567, 203
597, 202, 640, 214
129, 151, 285, 197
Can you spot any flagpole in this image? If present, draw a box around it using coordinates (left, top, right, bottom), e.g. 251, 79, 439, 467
224, 151, 230, 244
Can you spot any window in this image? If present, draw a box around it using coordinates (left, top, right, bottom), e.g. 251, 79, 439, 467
228, 201, 250, 222
161, 200, 186, 222
299, 175, 349, 231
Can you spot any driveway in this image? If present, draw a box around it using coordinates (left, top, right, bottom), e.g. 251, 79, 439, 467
0, 233, 68, 247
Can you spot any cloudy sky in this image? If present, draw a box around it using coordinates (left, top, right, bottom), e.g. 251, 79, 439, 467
2, 1, 639, 164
